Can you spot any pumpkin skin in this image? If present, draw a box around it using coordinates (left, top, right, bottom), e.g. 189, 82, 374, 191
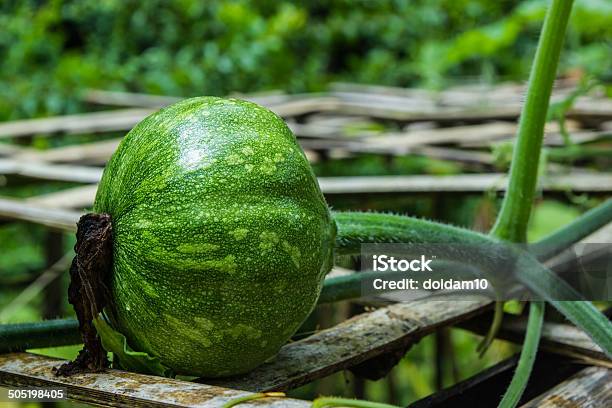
93, 97, 336, 377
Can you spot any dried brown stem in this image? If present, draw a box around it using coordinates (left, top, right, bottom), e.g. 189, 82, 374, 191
55, 213, 113, 376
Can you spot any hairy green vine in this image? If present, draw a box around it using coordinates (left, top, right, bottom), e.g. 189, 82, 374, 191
497, 301, 545, 407
489, 0, 574, 406
490, 0, 574, 243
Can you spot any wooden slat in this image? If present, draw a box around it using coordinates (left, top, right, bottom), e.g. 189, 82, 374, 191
1, 174, 609, 232
5, 136, 606, 173
336, 101, 521, 123
361, 122, 516, 149
0, 109, 155, 139
360, 123, 608, 151
461, 129, 611, 148
329, 81, 546, 103
0, 159, 102, 183
461, 314, 608, 363
15, 139, 121, 165
16, 170, 604, 194
330, 82, 612, 123
10, 126, 338, 166
506, 320, 607, 362
210, 297, 491, 392
521, 366, 611, 407
0, 198, 79, 232
87, 82, 583, 113
82, 90, 181, 108
0, 353, 308, 408
0, 98, 338, 140
407, 146, 494, 165
271, 97, 339, 117
357, 101, 612, 124
2, 173, 610, 232
26, 185, 99, 209
318, 173, 612, 194
0, 143, 26, 157
82, 89, 294, 109
10, 84, 603, 143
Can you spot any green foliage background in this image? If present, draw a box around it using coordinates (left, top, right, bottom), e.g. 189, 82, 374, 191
1, 0, 611, 120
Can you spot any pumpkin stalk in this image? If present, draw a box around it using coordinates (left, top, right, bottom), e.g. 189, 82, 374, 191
489, 0, 575, 406
55, 213, 113, 376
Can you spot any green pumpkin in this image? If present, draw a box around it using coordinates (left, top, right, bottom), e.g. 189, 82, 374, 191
94, 97, 336, 377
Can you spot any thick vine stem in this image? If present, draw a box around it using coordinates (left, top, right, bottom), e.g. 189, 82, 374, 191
492, 1, 575, 406
55, 213, 113, 376
491, 0, 575, 243
333, 211, 498, 255
332, 211, 612, 358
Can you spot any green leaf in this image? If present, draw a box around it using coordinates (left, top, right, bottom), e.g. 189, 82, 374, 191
93, 314, 175, 378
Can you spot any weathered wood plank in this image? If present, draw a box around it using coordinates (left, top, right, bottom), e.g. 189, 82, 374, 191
0, 159, 102, 183
17, 165, 596, 197
8, 124, 341, 167
0, 143, 27, 157
271, 97, 339, 117
407, 146, 494, 165
330, 82, 612, 123
15, 139, 121, 165
461, 314, 608, 363
318, 173, 612, 194
18, 84, 604, 144
506, 319, 607, 362
2, 173, 611, 231
361, 122, 516, 150
209, 297, 491, 392
26, 185, 99, 209
0, 198, 79, 232
0, 98, 338, 140
82, 90, 181, 108
359, 122, 607, 151
521, 366, 611, 407
82, 89, 294, 109
87, 82, 584, 113
0, 109, 155, 139
336, 101, 522, 123
460, 129, 611, 148
0, 353, 308, 408
329, 81, 554, 103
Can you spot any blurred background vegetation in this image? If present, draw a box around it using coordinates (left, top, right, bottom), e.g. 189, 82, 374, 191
1, 0, 611, 121
0, 0, 611, 406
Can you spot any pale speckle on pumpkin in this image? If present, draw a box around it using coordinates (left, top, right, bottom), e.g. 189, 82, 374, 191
231, 228, 249, 241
